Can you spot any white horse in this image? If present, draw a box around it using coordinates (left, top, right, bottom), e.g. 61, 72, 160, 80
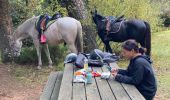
12, 16, 83, 69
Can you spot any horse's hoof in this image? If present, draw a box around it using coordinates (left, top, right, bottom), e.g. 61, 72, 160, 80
37, 66, 42, 70
49, 65, 53, 69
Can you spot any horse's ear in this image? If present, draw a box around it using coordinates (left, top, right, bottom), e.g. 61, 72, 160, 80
91, 9, 96, 15
94, 8, 97, 14
90, 11, 93, 15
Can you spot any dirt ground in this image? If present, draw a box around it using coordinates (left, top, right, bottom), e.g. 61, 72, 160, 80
0, 64, 44, 100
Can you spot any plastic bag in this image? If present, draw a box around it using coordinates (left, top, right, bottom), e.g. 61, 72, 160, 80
101, 72, 111, 79
73, 75, 87, 83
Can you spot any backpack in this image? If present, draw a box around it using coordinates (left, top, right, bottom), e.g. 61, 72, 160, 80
75, 53, 87, 68
75, 53, 103, 68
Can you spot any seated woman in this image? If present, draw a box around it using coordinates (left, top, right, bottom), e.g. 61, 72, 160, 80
111, 39, 157, 100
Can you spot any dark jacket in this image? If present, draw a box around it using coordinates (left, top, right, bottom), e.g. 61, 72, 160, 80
115, 55, 157, 100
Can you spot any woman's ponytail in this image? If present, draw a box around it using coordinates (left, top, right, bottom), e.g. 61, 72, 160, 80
139, 47, 147, 55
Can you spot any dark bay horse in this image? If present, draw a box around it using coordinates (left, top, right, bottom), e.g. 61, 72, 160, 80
91, 10, 151, 56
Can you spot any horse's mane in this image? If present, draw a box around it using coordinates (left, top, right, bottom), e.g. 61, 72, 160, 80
18, 16, 38, 29
14, 16, 39, 40
95, 13, 105, 19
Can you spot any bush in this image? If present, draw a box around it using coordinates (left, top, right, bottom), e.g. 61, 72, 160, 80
14, 45, 67, 66
164, 18, 170, 27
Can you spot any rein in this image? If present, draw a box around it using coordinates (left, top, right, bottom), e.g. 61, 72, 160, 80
109, 20, 124, 34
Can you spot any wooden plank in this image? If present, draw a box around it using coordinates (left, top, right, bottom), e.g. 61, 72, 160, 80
73, 83, 86, 100
58, 63, 74, 100
72, 68, 86, 100
93, 67, 116, 100
109, 63, 145, 100
51, 71, 63, 100
102, 65, 131, 100
122, 83, 145, 100
40, 72, 59, 100
85, 67, 101, 100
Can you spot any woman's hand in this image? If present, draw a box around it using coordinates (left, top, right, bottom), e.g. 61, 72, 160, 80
111, 68, 118, 77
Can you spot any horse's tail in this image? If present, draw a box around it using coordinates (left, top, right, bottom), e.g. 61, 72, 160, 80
144, 21, 151, 56
75, 21, 83, 53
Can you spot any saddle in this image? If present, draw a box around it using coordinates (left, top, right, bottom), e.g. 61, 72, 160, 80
106, 15, 125, 34
36, 13, 62, 44
36, 14, 50, 32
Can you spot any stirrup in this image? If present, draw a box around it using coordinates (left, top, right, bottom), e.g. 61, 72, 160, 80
40, 34, 46, 44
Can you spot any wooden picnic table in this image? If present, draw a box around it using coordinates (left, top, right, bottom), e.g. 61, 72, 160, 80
57, 63, 145, 100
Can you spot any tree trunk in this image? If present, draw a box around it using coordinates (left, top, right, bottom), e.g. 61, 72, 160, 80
0, 0, 13, 62
25, 0, 28, 6
58, 0, 98, 53
62, 0, 87, 20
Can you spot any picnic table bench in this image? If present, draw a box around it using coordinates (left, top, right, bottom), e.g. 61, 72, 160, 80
40, 63, 145, 100
40, 71, 63, 100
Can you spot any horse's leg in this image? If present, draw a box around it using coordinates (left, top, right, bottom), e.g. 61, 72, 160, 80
33, 39, 42, 69
44, 44, 53, 68
104, 41, 113, 53
68, 43, 77, 54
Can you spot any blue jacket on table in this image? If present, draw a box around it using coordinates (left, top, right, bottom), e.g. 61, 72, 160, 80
115, 55, 157, 100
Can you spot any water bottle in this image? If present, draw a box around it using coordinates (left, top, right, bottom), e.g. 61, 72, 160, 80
84, 58, 88, 70
86, 72, 92, 84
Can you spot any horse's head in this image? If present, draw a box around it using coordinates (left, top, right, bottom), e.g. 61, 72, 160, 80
11, 39, 22, 57
11, 17, 37, 57
11, 30, 23, 57
91, 9, 105, 26
91, 9, 97, 23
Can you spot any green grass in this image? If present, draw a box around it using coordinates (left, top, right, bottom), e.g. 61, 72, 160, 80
10, 65, 52, 86
10, 60, 65, 86
152, 31, 170, 68
157, 72, 170, 99
151, 30, 170, 99
117, 30, 170, 99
